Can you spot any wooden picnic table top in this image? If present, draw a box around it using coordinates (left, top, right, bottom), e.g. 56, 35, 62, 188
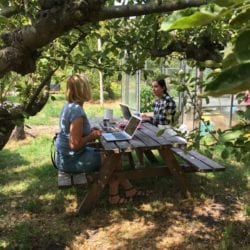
96, 120, 187, 153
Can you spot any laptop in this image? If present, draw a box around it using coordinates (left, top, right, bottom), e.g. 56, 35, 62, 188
119, 103, 132, 120
102, 115, 142, 141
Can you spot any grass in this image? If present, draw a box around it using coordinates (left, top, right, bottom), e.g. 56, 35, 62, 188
26, 94, 123, 126
0, 99, 249, 249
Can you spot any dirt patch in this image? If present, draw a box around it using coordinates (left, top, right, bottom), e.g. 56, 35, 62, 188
6, 125, 58, 148
24, 125, 58, 138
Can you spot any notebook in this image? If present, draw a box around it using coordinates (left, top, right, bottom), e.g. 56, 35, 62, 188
102, 115, 142, 141
120, 103, 132, 120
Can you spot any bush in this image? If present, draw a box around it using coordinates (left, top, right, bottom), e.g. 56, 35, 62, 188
140, 84, 153, 112
91, 89, 109, 101
110, 81, 121, 99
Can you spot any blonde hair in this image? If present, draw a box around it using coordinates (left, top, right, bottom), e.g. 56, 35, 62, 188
66, 74, 91, 104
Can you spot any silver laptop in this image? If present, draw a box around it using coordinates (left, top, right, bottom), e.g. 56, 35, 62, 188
119, 103, 132, 120
102, 115, 142, 141
120, 103, 147, 123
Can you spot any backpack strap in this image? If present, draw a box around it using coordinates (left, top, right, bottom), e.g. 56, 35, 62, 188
51, 133, 58, 170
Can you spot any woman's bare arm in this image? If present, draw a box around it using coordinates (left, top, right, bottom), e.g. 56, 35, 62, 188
69, 117, 101, 150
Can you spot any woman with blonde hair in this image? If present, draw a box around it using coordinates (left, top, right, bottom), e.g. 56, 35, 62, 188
55, 74, 150, 204
55, 74, 102, 174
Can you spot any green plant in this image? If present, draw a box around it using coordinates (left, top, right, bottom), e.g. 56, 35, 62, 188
110, 81, 121, 99
140, 84, 153, 112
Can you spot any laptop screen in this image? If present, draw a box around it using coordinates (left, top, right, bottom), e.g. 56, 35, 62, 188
124, 115, 141, 136
120, 104, 132, 120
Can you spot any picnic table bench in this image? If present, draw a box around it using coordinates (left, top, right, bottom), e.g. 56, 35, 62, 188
171, 147, 225, 172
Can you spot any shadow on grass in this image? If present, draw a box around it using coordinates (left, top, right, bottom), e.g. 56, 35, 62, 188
0, 149, 29, 170
0, 148, 249, 249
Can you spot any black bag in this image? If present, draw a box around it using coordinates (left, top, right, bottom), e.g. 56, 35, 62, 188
51, 133, 58, 170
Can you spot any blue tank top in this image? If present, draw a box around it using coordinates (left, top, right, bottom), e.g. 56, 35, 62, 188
55, 102, 91, 155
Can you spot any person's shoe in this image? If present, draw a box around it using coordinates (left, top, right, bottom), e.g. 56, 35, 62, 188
109, 193, 132, 205
72, 173, 88, 186
125, 187, 153, 199
58, 171, 72, 189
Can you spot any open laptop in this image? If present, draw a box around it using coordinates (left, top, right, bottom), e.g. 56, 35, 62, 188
120, 103, 147, 123
120, 103, 132, 120
102, 115, 142, 141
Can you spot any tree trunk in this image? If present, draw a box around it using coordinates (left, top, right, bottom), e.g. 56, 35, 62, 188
13, 123, 26, 140
0, 103, 24, 149
98, 38, 104, 105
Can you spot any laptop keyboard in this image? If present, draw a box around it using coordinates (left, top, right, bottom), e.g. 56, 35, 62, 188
112, 132, 128, 140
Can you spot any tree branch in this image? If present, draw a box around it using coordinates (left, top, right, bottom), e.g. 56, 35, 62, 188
151, 40, 222, 62
24, 32, 86, 115
98, 0, 207, 20
0, 0, 208, 78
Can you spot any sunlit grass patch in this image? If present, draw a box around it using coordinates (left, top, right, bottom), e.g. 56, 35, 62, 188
1, 180, 34, 194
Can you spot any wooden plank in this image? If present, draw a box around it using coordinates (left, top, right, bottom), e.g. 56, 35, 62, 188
114, 140, 132, 152
139, 125, 172, 146
171, 148, 213, 172
126, 152, 135, 168
143, 123, 187, 145
162, 130, 187, 145
129, 137, 147, 148
188, 150, 225, 171
100, 138, 120, 153
135, 129, 161, 148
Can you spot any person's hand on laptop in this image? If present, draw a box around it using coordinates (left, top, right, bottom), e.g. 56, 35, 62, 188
89, 127, 102, 141
141, 113, 152, 122
91, 126, 101, 132
117, 122, 127, 130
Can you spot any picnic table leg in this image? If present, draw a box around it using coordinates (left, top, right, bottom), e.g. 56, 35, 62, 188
76, 153, 120, 215
159, 148, 192, 198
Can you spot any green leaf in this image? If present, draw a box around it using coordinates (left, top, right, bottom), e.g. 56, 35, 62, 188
221, 148, 229, 159
219, 130, 243, 142
204, 63, 250, 96
245, 107, 250, 121
156, 129, 165, 137
222, 53, 239, 69
200, 134, 217, 146
160, 5, 224, 31
230, 4, 250, 26
0, 15, 8, 23
235, 29, 250, 62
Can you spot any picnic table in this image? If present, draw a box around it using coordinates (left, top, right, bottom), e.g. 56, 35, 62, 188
76, 120, 225, 215
76, 121, 190, 214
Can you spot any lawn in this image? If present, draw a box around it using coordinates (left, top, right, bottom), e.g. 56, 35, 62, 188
0, 97, 249, 249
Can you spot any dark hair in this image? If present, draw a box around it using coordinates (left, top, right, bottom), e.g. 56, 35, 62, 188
154, 79, 167, 94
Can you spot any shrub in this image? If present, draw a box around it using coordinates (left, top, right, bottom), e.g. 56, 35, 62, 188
140, 84, 153, 112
